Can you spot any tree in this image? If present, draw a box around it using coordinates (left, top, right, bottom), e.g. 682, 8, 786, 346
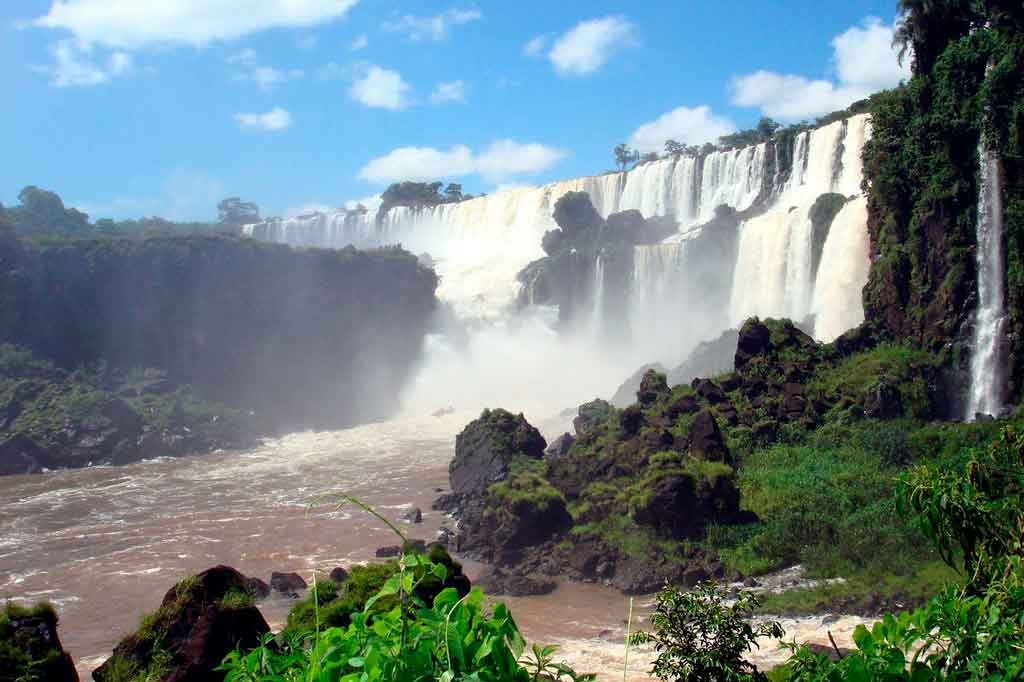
444, 183, 463, 202
217, 197, 261, 225
614, 144, 639, 171
756, 117, 780, 141
7, 186, 89, 233
665, 140, 685, 156
893, 0, 982, 74
631, 582, 783, 682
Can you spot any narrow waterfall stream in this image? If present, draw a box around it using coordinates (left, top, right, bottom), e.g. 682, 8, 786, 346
966, 139, 1009, 419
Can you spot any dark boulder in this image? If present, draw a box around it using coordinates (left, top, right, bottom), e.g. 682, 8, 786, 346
0, 433, 53, 475
665, 395, 699, 419
688, 410, 730, 463
864, 380, 903, 419
637, 369, 670, 405
402, 506, 423, 524
545, 432, 575, 458
375, 546, 401, 558
1, 602, 79, 682
541, 228, 565, 256
692, 378, 726, 404
610, 363, 668, 407
476, 566, 557, 596
270, 572, 307, 596
735, 318, 771, 369
553, 191, 602, 239
328, 567, 349, 584
573, 399, 614, 436
448, 408, 546, 497
619, 405, 644, 438
244, 577, 270, 601
93, 566, 269, 682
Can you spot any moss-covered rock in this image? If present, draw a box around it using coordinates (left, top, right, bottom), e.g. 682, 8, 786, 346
93, 566, 268, 682
0, 601, 78, 682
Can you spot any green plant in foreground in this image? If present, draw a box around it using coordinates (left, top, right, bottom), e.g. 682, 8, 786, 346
219, 492, 594, 682
631, 582, 784, 682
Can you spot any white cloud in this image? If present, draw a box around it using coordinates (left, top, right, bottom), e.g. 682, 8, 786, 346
474, 140, 568, 181
349, 65, 410, 110
349, 34, 368, 51
430, 80, 467, 104
228, 49, 302, 90
234, 107, 292, 132
33, 0, 359, 50
628, 105, 737, 153
548, 15, 636, 77
358, 140, 567, 184
382, 7, 481, 42
41, 39, 134, 87
729, 17, 911, 122
522, 34, 547, 58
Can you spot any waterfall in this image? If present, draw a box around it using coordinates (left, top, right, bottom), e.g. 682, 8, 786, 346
244, 113, 874, 412
590, 254, 605, 336
966, 140, 1009, 419
728, 115, 872, 340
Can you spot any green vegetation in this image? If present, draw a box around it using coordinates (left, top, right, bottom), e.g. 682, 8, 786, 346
378, 181, 474, 213
630, 583, 784, 682
285, 564, 397, 633
0, 601, 76, 682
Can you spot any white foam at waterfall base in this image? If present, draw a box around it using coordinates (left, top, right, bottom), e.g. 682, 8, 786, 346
966, 141, 1009, 419
245, 114, 874, 412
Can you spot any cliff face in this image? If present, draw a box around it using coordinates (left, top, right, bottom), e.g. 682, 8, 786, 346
0, 235, 438, 433
862, 23, 1024, 402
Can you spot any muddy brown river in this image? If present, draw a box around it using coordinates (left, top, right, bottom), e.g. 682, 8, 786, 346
0, 411, 867, 680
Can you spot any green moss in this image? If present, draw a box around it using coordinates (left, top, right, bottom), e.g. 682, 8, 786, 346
285, 563, 397, 634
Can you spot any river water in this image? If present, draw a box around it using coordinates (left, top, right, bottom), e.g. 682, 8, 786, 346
0, 411, 868, 680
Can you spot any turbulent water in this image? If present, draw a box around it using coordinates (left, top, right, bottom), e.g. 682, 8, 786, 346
0, 415, 871, 681
966, 140, 1009, 419
246, 114, 873, 406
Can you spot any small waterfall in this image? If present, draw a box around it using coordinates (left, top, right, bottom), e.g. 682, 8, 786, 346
966, 140, 1009, 419
590, 254, 605, 336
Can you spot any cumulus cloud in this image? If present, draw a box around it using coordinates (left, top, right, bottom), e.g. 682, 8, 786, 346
38, 39, 134, 87
382, 7, 481, 42
234, 107, 292, 132
628, 105, 737, 153
358, 140, 567, 183
228, 49, 302, 90
729, 17, 911, 121
349, 65, 410, 109
349, 33, 369, 51
430, 80, 467, 104
522, 34, 547, 58
548, 15, 636, 77
32, 0, 359, 50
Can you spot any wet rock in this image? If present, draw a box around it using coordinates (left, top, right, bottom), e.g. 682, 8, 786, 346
573, 399, 614, 436
0, 433, 53, 475
328, 567, 349, 584
743, 577, 759, 587
2, 602, 79, 682
245, 577, 270, 600
681, 565, 710, 587
448, 409, 546, 498
619, 405, 644, 437
735, 318, 771, 369
864, 380, 903, 419
545, 432, 575, 458
375, 546, 401, 558
666, 394, 699, 419
637, 370, 670, 405
692, 378, 726, 404
270, 571, 307, 595
402, 506, 423, 524
94, 566, 269, 682
476, 567, 557, 596
553, 191, 602, 239
688, 410, 730, 462
403, 539, 427, 554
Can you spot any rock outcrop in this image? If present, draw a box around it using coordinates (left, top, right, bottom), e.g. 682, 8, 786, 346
93, 566, 269, 682
0, 602, 79, 682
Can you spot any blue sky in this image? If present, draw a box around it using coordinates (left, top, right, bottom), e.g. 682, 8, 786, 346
0, 1, 909, 222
